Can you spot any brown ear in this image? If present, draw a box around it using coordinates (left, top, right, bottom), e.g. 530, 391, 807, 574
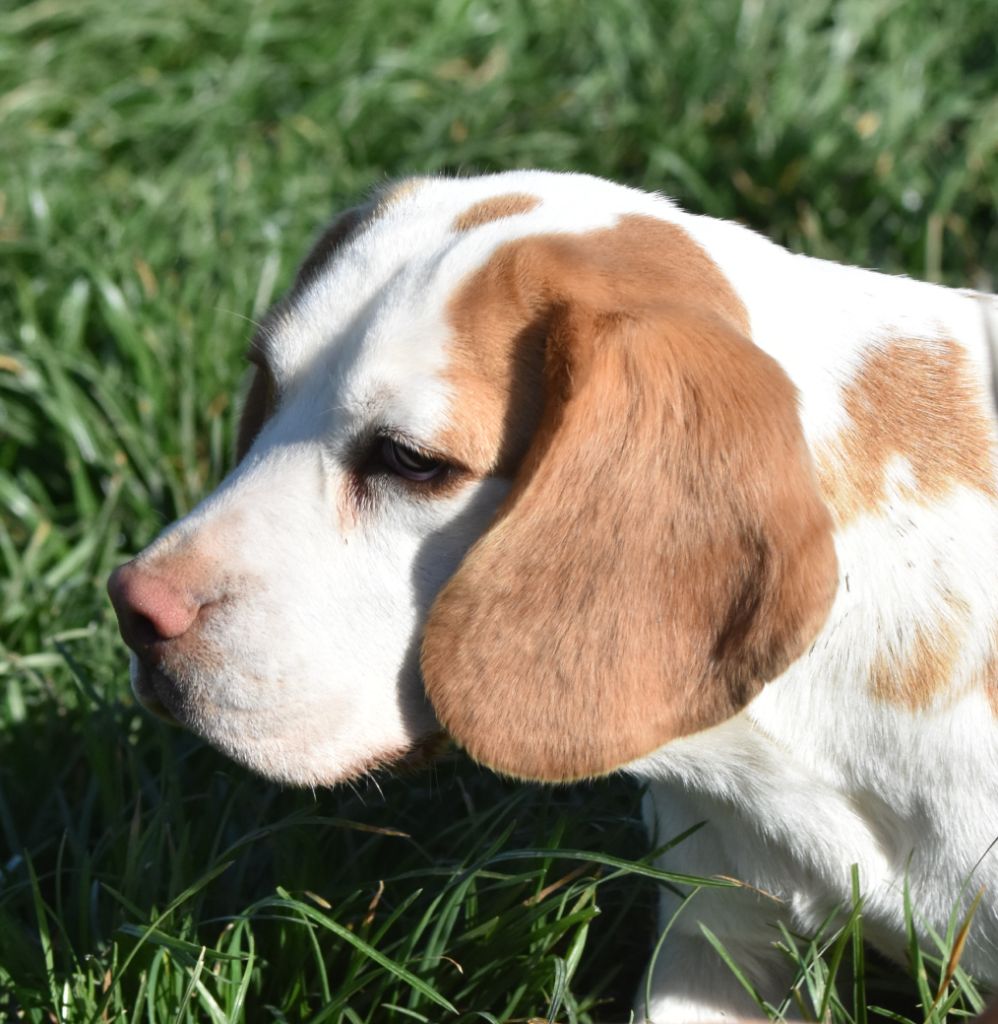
421, 302, 837, 781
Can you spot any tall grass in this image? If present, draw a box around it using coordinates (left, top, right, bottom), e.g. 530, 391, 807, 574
1, 0, 996, 1019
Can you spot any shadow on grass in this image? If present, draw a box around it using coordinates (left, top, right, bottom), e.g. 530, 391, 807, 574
0, 671, 656, 1021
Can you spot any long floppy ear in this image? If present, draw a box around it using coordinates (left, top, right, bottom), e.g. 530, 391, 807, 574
421, 302, 838, 781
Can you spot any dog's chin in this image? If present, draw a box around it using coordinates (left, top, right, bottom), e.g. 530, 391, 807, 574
129, 657, 451, 786
198, 728, 452, 789
130, 659, 182, 725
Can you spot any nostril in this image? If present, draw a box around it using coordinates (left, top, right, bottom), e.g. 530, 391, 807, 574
108, 560, 203, 651
127, 609, 170, 648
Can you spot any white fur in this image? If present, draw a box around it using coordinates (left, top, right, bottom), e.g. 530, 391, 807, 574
117, 171, 998, 1019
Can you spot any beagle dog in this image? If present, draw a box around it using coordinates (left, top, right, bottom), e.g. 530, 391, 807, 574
108, 171, 998, 1020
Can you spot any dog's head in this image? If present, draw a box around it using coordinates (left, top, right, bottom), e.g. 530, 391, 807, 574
108, 172, 837, 786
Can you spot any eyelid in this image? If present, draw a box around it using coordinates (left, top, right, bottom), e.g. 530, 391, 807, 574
379, 429, 442, 462
377, 429, 475, 477
349, 430, 472, 502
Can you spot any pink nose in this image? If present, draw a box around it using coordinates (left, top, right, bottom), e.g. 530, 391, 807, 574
107, 561, 201, 652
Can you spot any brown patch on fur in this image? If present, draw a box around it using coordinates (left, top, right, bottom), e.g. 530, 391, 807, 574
438, 215, 752, 475
422, 222, 837, 780
452, 193, 541, 232
817, 340, 997, 526
870, 593, 971, 710
986, 657, 998, 715
976, 623, 998, 715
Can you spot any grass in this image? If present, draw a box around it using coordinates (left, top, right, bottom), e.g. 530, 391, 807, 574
1, 0, 996, 1019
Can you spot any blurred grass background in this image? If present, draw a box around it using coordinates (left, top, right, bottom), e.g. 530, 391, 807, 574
1, 0, 996, 1019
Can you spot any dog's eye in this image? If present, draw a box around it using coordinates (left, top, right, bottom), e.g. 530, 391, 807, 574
380, 438, 445, 482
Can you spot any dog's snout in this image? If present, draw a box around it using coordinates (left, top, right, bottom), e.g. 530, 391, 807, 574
108, 560, 202, 652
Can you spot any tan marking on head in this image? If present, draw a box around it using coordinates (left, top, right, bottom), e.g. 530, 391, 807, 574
422, 218, 837, 781
817, 340, 997, 526
452, 193, 542, 233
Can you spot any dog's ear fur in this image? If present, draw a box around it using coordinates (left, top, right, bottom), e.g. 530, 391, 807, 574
421, 302, 838, 781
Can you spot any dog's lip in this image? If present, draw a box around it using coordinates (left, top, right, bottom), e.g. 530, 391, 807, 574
131, 662, 182, 725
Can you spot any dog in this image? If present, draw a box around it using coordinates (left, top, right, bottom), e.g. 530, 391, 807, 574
108, 170, 998, 1020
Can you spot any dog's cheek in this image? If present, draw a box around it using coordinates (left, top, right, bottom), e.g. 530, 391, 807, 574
154, 449, 507, 784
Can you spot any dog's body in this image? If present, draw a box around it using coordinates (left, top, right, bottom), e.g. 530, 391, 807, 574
108, 171, 998, 1019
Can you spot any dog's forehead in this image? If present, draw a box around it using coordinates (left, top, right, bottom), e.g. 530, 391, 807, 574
260, 172, 673, 419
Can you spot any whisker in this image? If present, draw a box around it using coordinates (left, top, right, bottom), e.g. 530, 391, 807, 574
216, 306, 267, 332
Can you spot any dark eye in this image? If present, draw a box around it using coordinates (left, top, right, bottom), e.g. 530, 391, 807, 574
379, 437, 445, 482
